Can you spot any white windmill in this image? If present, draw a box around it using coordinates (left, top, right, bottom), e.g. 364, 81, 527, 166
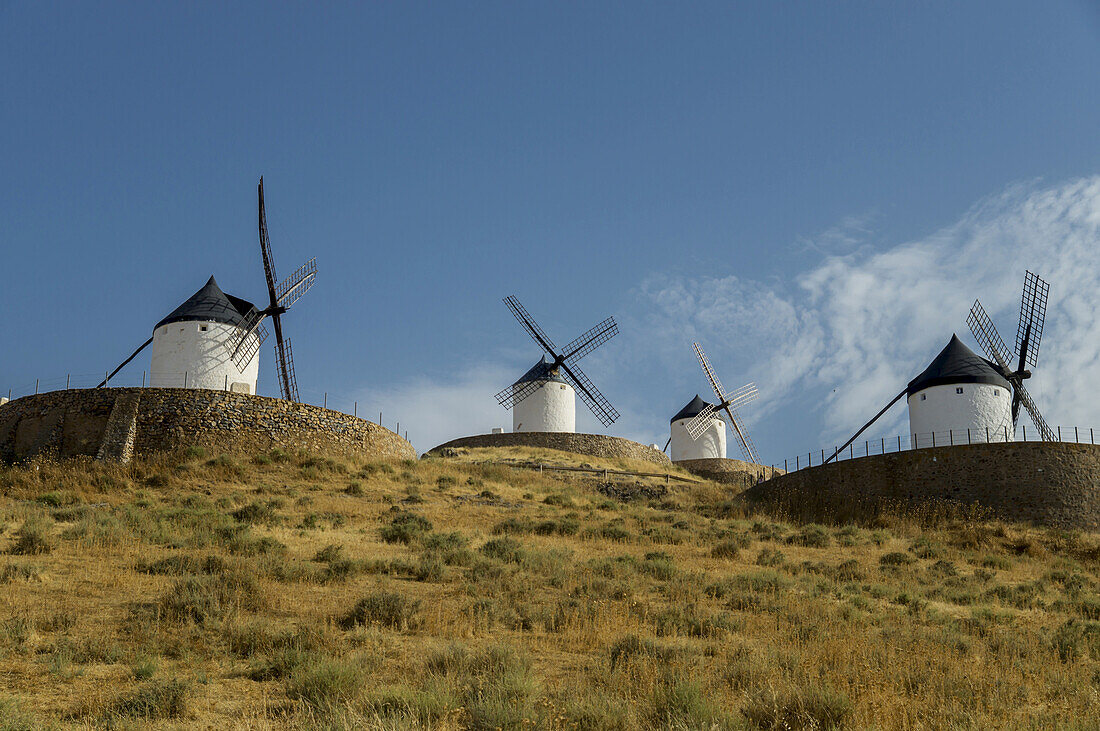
672, 342, 760, 464
98, 178, 316, 400
494, 296, 620, 433
827, 270, 1055, 462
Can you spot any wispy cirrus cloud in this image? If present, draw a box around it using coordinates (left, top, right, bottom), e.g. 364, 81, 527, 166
627, 176, 1100, 448
362, 176, 1100, 459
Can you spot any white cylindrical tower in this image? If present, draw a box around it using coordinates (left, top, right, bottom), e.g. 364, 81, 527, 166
511, 357, 576, 433
670, 395, 726, 461
149, 276, 261, 393
907, 334, 1013, 447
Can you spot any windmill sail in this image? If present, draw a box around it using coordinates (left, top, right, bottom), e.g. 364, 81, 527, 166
690, 342, 761, 463
497, 295, 620, 427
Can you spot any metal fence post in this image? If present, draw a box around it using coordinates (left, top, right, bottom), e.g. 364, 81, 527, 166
821, 449, 825, 463
881, 437, 884, 454
184, 372, 188, 388
784, 459, 788, 471
142, 371, 146, 388
324, 393, 327, 409
932, 432, 936, 448
1022, 425, 1026, 441
849, 444, 854, 459
808, 452, 811, 467
66, 374, 70, 389
796, 455, 799, 470
967, 428, 971, 444
897, 435, 901, 451
224, 375, 228, 391
949, 429, 953, 446
986, 426, 990, 443
1075, 426, 1079, 443
354, 401, 357, 417
1057, 426, 1061, 441
35, 379, 39, 394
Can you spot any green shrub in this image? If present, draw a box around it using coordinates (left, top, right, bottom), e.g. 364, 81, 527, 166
7, 519, 53, 556
312, 544, 345, 563
157, 570, 266, 624
651, 678, 728, 729
480, 536, 525, 563
534, 517, 580, 536
711, 540, 742, 559
338, 592, 422, 631
0, 563, 41, 583
231, 500, 282, 525
787, 524, 831, 548
543, 493, 575, 508
35, 491, 78, 508
344, 481, 364, 496
492, 517, 534, 535
608, 635, 676, 670
286, 658, 363, 709
880, 551, 916, 567
107, 678, 188, 720
381, 511, 433, 544
641, 552, 676, 580
742, 684, 853, 730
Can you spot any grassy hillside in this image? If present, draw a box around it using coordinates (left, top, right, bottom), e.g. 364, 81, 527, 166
0, 447, 1097, 729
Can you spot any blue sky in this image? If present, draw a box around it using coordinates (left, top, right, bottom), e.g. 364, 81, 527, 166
2, 2, 1099, 458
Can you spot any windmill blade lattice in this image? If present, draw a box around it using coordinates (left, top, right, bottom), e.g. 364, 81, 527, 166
257, 178, 315, 403
563, 317, 618, 363
690, 342, 761, 463
967, 293, 1054, 440
682, 382, 761, 439
560, 362, 619, 427
276, 258, 317, 309
720, 406, 760, 465
498, 296, 620, 427
1014, 381, 1055, 442
967, 300, 1013, 369
495, 377, 543, 411
1016, 270, 1049, 369
504, 296, 557, 355
223, 307, 270, 370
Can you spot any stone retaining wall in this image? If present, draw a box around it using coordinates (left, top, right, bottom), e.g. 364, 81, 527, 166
675, 458, 784, 491
742, 442, 1100, 531
0, 388, 414, 463
427, 432, 672, 467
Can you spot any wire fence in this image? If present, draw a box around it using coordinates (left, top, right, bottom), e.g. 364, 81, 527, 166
0, 372, 413, 445
771, 424, 1099, 474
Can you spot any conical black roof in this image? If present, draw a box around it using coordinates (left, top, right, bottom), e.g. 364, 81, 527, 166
154, 276, 258, 330
671, 394, 715, 423
513, 356, 567, 386
906, 334, 1011, 396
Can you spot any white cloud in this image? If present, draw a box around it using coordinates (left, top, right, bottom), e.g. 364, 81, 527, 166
632, 176, 1100, 447
360, 176, 1100, 461
353, 365, 515, 454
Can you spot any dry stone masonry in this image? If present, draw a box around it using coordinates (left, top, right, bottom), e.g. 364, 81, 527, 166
744, 441, 1100, 531
0, 388, 414, 463
674, 457, 783, 490
427, 431, 672, 466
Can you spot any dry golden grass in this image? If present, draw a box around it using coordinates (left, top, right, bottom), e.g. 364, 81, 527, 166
0, 445, 1097, 729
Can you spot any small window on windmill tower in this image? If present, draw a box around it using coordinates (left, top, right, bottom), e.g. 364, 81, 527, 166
956, 387, 964, 394
200, 325, 208, 332
994, 389, 999, 396
920, 393, 927, 401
